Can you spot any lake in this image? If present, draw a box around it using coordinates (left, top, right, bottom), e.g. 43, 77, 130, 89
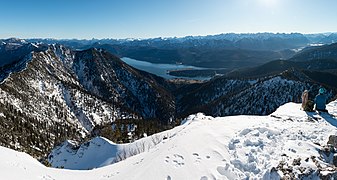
121, 57, 210, 80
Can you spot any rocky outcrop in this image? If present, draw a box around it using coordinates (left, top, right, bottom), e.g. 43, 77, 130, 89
272, 135, 337, 179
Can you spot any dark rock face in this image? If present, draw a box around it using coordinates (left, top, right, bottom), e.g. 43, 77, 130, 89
322, 136, 337, 168
328, 135, 337, 147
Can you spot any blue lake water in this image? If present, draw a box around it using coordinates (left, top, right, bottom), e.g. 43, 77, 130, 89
121, 57, 210, 80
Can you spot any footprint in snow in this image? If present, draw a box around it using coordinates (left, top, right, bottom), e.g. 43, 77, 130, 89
192, 153, 202, 164
200, 176, 208, 180
102, 172, 119, 178
40, 175, 55, 180
171, 154, 185, 167
133, 158, 144, 165
216, 164, 238, 179
165, 156, 170, 163
289, 148, 297, 153
174, 154, 184, 159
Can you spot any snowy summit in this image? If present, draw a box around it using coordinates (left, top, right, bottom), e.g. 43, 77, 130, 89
1, 100, 337, 179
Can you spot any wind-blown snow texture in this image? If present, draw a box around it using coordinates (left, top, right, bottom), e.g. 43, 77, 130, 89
1, 100, 337, 179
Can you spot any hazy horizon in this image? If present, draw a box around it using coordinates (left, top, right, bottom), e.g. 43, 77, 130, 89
2, 31, 336, 41
1, 0, 337, 39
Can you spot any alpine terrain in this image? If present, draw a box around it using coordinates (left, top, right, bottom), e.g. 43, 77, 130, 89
0, 39, 175, 159
3, 0, 337, 179
1, 35, 337, 180
1, 100, 337, 179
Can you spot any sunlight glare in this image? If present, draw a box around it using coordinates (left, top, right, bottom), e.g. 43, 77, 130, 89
259, 0, 278, 7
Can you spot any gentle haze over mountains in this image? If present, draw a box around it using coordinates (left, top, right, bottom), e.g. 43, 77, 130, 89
1, 0, 337, 39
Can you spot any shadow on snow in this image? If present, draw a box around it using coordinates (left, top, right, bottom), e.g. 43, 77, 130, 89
306, 111, 337, 128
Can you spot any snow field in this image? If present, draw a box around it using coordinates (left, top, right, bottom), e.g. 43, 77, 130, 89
1, 101, 337, 179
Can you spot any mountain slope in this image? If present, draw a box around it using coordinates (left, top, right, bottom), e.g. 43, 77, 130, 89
0, 38, 42, 67
0, 44, 175, 158
72, 48, 175, 122
226, 59, 337, 78
1, 100, 337, 179
0, 46, 85, 157
291, 42, 337, 62
177, 69, 337, 118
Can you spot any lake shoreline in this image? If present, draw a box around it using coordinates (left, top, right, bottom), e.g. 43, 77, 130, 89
121, 57, 212, 80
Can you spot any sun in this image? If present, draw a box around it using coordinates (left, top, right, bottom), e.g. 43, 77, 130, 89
259, 0, 278, 7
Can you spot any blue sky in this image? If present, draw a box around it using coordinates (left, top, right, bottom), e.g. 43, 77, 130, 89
1, 0, 337, 39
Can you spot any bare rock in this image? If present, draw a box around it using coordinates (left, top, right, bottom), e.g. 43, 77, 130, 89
328, 135, 337, 148
292, 158, 301, 166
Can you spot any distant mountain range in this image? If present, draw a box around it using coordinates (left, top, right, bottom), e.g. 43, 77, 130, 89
26, 32, 337, 50
24, 32, 336, 69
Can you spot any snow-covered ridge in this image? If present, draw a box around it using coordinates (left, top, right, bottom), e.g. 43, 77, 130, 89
0, 40, 46, 83
0, 52, 33, 84
1, 100, 337, 179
